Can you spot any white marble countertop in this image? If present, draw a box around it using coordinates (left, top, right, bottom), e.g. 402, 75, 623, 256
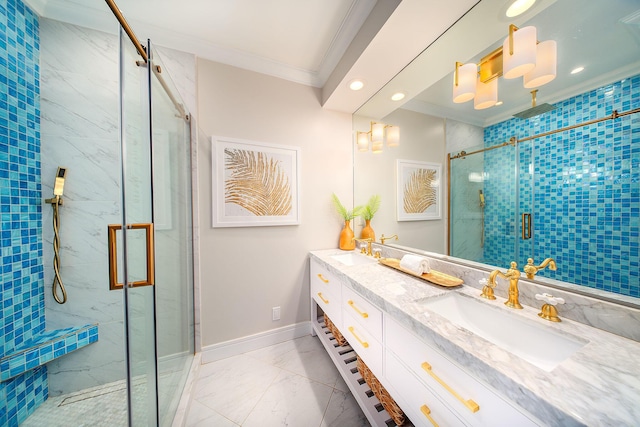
310, 249, 640, 426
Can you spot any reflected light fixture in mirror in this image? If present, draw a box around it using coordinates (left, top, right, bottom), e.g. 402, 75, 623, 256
502, 25, 537, 78
356, 122, 400, 153
452, 23, 556, 110
474, 76, 498, 109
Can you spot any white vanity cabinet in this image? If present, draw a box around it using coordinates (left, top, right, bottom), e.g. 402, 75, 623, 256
386, 316, 540, 427
342, 285, 384, 375
310, 260, 343, 329
309, 257, 540, 427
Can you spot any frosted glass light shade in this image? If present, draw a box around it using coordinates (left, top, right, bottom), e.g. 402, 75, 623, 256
453, 63, 477, 103
523, 40, 557, 88
371, 140, 383, 153
371, 123, 384, 144
474, 77, 498, 110
356, 132, 369, 151
386, 126, 400, 147
503, 26, 537, 79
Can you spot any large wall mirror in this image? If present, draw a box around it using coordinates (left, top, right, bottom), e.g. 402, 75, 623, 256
353, 0, 639, 299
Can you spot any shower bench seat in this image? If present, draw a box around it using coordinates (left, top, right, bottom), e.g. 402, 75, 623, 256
0, 323, 99, 382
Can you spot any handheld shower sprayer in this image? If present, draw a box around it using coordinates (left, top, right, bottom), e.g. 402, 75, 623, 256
46, 167, 68, 304
479, 189, 485, 208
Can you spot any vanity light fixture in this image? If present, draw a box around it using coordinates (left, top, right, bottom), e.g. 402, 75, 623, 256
356, 121, 400, 153
453, 24, 557, 110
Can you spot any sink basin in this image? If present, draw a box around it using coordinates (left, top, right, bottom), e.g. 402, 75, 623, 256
330, 253, 378, 266
418, 293, 586, 371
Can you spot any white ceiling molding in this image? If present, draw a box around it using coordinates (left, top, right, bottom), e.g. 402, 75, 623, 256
24, 0, 376, 88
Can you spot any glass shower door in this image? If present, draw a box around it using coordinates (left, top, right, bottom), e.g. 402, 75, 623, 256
148, 42, 195, 426
119, 29, 159, 425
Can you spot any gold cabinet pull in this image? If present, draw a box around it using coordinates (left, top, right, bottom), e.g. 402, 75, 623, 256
347, 300, 369, 318
317, 273, 329, 283
420, 404, 440, 427
421, 362, 479, 413
317, 292, 329, 304
348, 326, 369, 348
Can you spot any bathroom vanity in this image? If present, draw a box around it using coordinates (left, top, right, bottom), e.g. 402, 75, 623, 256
309, 248, 640, 426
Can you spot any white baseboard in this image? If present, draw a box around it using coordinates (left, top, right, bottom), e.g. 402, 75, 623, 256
201, 321, 312, 364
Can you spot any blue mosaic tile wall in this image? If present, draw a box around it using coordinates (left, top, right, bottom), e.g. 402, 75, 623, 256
0, 0, 45, 424
484, 74, 640, 297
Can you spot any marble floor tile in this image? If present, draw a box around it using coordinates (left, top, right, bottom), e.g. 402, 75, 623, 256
187, 334, 370, 426
241, 370, 334, 427
321, 389, 370, 427
192, 353, 281, 425
185, 400, 239, 427
244, 334, 340, 388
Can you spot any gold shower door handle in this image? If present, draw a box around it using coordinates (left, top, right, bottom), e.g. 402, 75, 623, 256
522, 213, 532, 240
108, 223, 155, 290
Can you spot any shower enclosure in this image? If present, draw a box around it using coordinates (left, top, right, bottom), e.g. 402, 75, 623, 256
18, 4, 195, 425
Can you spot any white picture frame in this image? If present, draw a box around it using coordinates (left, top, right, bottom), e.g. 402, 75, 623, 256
396, 159, 441, 221
212, 136, 301, 228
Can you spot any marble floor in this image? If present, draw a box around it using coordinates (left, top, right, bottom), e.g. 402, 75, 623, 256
185, 334, 370, 427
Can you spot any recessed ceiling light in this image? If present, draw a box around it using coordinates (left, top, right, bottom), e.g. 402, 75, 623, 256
506, 0, 536, 17
571, 66, 585, 75
391, 92, 405, 101
495, 101, 504, 106
349, 79, 364, 91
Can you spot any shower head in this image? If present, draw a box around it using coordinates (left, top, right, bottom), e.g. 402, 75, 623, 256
53, 167, 67, 196
513, 90, 556, 119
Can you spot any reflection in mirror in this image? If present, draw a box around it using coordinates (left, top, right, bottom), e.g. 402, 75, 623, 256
353, 0, 640, 299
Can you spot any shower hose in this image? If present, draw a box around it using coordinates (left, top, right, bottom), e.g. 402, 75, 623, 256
52, 201, 67, 304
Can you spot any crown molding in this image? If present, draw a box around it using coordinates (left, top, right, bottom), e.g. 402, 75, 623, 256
24, 0, 375, 88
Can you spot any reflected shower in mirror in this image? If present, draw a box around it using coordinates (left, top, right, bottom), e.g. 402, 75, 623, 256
353, 0, 640, 298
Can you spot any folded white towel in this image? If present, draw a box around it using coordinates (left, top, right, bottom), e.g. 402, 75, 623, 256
399, 254, 430, 276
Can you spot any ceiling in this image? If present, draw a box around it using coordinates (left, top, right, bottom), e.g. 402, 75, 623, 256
24, 0, 481, 113
357, 0, 640, 126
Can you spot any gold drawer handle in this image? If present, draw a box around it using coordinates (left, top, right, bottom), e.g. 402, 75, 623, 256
317, 273, 329, 283
420, 404, 439, 427
348, 326, 369, 348
317, 292, 329, 304
421, 362, 480, 413
347, 300, 369, 318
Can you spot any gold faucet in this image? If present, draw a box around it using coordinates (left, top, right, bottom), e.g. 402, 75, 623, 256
524, 258, 557, 279
483, 261, 523, 309
353, 238, 373, 256
380, 234, 398, 244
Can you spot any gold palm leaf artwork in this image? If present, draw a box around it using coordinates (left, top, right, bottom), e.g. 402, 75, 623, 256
224, 148, 292, 216
404, 168, 437, 214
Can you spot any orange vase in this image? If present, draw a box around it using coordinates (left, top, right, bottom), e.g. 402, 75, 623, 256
361, 219, 375, 242
339, 220, 356, 250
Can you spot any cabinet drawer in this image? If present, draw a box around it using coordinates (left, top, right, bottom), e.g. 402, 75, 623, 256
342, 286, 383, 342
343, 310, 383, 376
311, 260, 342, 294
311, 280, 341, 328
386, 350, 466, 427
386, 316, 539, 427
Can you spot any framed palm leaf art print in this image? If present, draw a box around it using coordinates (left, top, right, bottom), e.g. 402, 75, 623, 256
396, 159, 441, 221
212, 136, 301, 227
